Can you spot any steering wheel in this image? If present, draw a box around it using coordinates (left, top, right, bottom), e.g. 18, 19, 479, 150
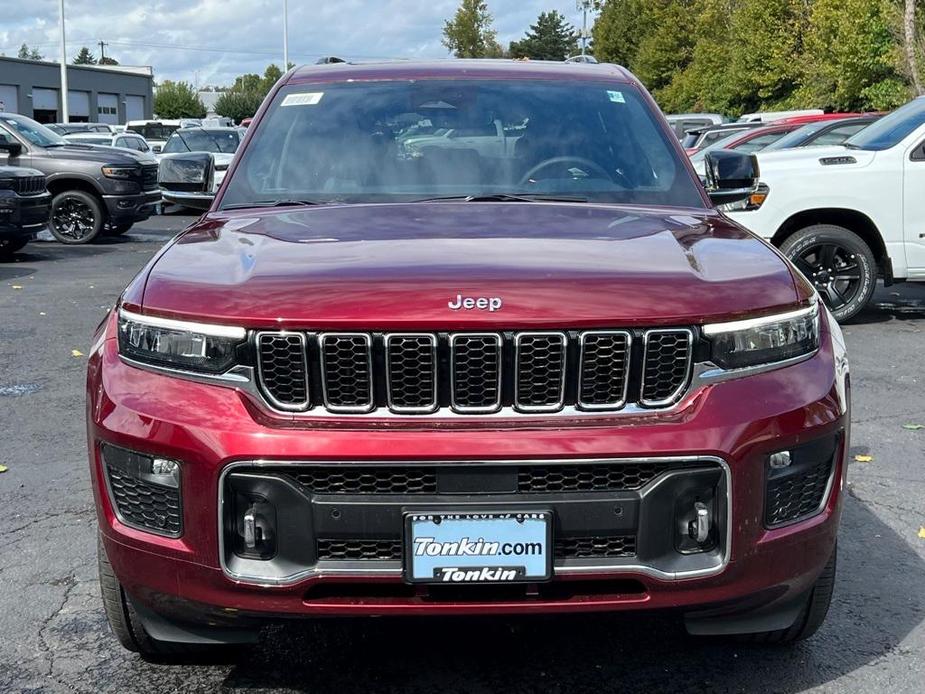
519, 156, 617, 186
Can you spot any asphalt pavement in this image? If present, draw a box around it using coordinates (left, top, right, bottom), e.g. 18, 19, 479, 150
1, 213, 924, 693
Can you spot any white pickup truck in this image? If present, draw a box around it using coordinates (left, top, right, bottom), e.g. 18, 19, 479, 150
726, 98, 925, 321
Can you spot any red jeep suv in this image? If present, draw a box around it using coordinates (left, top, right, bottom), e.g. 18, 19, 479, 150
88, 60, 849, 657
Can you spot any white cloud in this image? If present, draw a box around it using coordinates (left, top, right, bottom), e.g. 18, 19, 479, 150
0, 1, 591, 86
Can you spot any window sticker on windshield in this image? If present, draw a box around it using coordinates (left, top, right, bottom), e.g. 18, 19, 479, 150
607, 90, 625, 104
281, 92, 324, 107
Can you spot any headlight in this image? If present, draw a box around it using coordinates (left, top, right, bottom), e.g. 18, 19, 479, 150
102, 165, 139, 179
717, 183, 769, 213
704, 304, 819, 370
117, 308, 246, 373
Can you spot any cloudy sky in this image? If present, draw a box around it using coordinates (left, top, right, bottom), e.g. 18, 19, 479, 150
1, 1, 594, 87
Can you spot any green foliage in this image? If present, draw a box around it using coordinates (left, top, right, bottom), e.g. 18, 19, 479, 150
214, 65, 284, 123
509, 10, 578, 61
442, 0, 503, 58
17, 43, 43, 60
592, 0, 919, 115
99, 56, 120, 66
73, 47, 97, 65
154, 81, 207, 119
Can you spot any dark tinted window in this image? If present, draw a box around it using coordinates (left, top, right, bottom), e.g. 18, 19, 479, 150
127, 123, 179, 141
174, 129, 240, 153
846, 99, 925, 150
732, 130, 788, 153
811, 123, 868, 146
221, 79, 705, 209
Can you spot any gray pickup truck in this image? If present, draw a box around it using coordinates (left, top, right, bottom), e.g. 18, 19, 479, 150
0, 113, 160, 244
0, 165, 50, 258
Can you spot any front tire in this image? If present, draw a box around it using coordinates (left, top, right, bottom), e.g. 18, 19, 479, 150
736, 544, 837, 644
97, 538, 222, 660
779, 224, 877, 322
49, 190, 105, 244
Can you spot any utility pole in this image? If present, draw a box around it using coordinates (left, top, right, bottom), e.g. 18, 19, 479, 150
59, 0, 69, 123
98, 40, 108, 62
577, 0, 593, 57
282, 0, 289, 71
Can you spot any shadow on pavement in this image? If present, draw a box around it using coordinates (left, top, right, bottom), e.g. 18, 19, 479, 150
850, 282, 925, 324
177, 496, 923, 693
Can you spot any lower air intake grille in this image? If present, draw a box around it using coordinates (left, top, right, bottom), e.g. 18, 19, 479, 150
766, 459, 833, 526
517, 462, 671, 493
317, 539, 403, 561
105, 464, 182, 536
555, 535, 637, 558
291, 467, 439, 495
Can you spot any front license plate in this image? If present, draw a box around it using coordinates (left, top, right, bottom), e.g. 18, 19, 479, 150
404, 511, 552, 584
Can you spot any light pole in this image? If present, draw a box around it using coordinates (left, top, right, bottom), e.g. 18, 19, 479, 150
59, 0, 69, 122
282, 0, 289, 71
577, 0, 593, 57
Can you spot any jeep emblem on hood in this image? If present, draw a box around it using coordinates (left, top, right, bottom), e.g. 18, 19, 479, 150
448, 294, 503, 312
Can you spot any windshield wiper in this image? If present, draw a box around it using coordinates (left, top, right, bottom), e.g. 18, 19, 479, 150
222, 199, 327, 210
413, 193, 589, 203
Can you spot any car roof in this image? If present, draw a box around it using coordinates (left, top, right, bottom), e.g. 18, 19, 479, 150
173, 127, 240, 134
287, 59, 634, 85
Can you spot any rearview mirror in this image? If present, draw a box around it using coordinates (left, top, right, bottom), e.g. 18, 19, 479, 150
0, 140, 23, 158
703, 150, 759, 206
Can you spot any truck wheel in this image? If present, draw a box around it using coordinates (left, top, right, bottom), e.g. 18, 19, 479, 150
779, 225, 876, 322
736, 544, 837, 644
0, 238, 29, 259
97, 538, 221, 660
49, 190, 105, 244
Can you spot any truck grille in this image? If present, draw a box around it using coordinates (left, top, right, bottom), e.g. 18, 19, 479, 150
12, 175, 46, 195
141, 164, 159, 189
314, 536, 637, 561
280, 460, 675, 496
253, 329, 694, 415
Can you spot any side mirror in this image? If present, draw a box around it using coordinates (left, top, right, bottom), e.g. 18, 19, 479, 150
703, 150, 759, 206
0, 140, 23, 158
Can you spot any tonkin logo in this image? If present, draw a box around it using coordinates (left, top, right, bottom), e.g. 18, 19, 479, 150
448, 294, 503, 312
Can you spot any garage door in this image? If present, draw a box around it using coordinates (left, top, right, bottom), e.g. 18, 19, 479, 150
98, 93, 118, 124
33, 88, 58, 111
68, 90, 90, 121
125, 95, 145, 122
0, 85, 18, 114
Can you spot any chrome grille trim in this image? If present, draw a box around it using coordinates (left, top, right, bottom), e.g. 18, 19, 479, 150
255, 331, 310, 412
318, 332, 374, 413
449, 332, 503, 413
514, 331, 567, 413
384, 333, 438, 414
577, 330, 632, 410
640, 329, 694, 407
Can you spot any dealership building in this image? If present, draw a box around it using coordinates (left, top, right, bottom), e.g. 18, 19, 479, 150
0, 56, 154, 124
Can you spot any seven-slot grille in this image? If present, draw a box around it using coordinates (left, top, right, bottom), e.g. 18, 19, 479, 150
254, 329, 694, 415
13, 175, 46, 195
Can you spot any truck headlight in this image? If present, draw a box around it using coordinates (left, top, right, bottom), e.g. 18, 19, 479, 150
117, 308, 245, 373
102, 165, 139, 179
704, 304, 819, 369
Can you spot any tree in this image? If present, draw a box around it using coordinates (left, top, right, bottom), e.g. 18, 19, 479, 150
154, 80, 206, 119
214, 65, 284, 123
903, 0, 923, 95
17, 43, 43, 60
442, 0, 503, 58
509, 10, 578, 61
591, 0, 651, 66
73, 47, 97, 65
99, 56, 120, 66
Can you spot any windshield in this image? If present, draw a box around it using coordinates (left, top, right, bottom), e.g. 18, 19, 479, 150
127, 123, 179, 141
219, 79, 705, 209
0, 115, 66, 146
845, 99, 925, 150
762, 123, 826, 151
163, 129, 240, 154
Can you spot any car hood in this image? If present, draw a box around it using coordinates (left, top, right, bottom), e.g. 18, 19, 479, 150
137, 202, 807, 328
754, 145, 877, 171
36, 144, 151, 164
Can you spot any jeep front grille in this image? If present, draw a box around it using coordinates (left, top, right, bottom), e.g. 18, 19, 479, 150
254, 329, 695, 415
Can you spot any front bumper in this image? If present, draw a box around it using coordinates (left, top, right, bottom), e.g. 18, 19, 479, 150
0, 191, 50, 238
88, 310, 848, 624
102, 189, 160, 223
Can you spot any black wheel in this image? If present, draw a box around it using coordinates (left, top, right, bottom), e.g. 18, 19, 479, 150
49, 190, 105, 244
0, 238, 29, 260
780, 224, 876, 322
97, 538, 220, 660
736, 544, 837, 644
106, 222, 133, 236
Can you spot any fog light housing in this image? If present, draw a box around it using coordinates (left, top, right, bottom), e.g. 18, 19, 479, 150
101, 444, 182, 537
768, 451, 792, 469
